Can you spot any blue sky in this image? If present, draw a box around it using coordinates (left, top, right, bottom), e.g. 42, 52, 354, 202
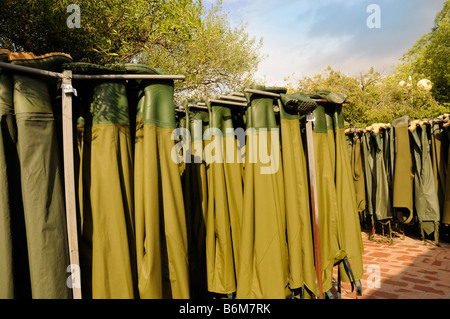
205, 0, 446, 85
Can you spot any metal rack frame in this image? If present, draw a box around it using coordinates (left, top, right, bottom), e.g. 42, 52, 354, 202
0, 61, 185, 299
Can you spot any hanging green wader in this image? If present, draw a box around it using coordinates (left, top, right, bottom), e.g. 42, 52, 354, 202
372, 126, 393, 222
0, 50, 31, 299
126, 64, 190, 299
278, 94, 319, 297
304, 89, 363, 296
237, 86, 287, 299
204, 96, 243, 295
430, 118, 448, 220
65, 62, 137, 299
351, 131, 366, 215
295, 92, 341, 295
328, 99, 364, 291
391, 116, 414, 224
10, 52, 73, 299
182, 102, 209, 296
362, 130, 376, 224
410, 123, 440, 236
443, 123, 450, 225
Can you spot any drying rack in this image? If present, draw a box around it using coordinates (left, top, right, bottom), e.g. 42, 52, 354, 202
0, 61, 348, 300
0, 61, 186, 300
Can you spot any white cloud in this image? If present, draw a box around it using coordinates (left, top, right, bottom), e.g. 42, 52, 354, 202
211, 0, 446, 86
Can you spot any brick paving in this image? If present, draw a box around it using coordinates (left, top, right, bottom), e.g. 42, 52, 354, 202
331, 231, 450, 299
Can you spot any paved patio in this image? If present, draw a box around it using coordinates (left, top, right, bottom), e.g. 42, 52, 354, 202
331, 230, 450, 299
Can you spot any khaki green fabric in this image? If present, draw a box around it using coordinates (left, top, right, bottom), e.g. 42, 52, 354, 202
410, 124, 440, 235
391, 116, 414, 224
10, 53, 72, 299
373, 130, 393, 221
278, 96, 318, 296
132, 74, 189, 299
0, 52, 31, 299
0, 51, 15, 299
351, 133, 366, 213
430, 120, 448, 219
362, 132, 375, 218
309, 102, 341, 294
204, 98, 243, 295
443, 125, 450, 225
237, 88, 287, 299
331, 104, 364, 284
182, 106, 209, 295
74, 66, 137, 298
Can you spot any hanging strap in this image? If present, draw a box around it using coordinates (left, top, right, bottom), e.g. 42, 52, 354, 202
324, 290, 335, 299
338, 257, 363, 297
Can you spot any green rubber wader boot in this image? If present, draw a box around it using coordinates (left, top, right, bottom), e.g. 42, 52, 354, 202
278, 94, 319, 296
126, 64, 190, 299
331, 103, 364, 289
65, 62, 137, 299
182, 104, 209, 296
442, 125, 450, 225
391, 116, 414, 224
0, 51, 31, 299
237, 86, 287, 299
410, 124, 440, 235
203, 97, 244, 295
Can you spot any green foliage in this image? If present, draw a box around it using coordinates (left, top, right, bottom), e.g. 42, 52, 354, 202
139, 1, 265, 102
285, 1, 449, 127
0, 0, 264, 104
399, 0, 450, 104
285, 66, 448, 128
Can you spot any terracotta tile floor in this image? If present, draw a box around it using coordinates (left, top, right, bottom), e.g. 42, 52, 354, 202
331, 230, 450, 299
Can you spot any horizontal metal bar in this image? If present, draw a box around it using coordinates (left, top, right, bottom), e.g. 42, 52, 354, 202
72, 74, 185, 80
0, 62, 64, 78
244, 88, 280, 98
218, 95, 247, 102
244, 88, 351, 104
0, 62, 185, 81
230, 92, 245, 97
187, 103, 208, 110
208, 99, 247, 107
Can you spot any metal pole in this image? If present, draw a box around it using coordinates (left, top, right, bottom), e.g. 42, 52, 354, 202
243, 88, 350, 104
72, 74, 185, 80
0, 61, 188, 300
0, 62, 185, 81
218, 95, 248, 103
305, 114, 323, 299
61, 70, 82, 299
0, 62, 63, 78
208, 98, 247, 107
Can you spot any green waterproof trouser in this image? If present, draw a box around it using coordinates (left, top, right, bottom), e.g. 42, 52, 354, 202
237, 87, 287, 299
391, 116, 414, 224
182, 107, 209, 294
67, 62, 137, 299
430, 121, 448, 219
278, 95, 319, 296
10, 52, 72, 299
410, 124, 440, 235
131, 71, 189, 299
363, 132, 375, 219
309, 103, 342, 294
351, 133, 366, 214
443, 125, 450, 225
0, 52, 31, 299
204, 100, 243, 295
331, 104, 364, 284
373, 131, 393, 221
